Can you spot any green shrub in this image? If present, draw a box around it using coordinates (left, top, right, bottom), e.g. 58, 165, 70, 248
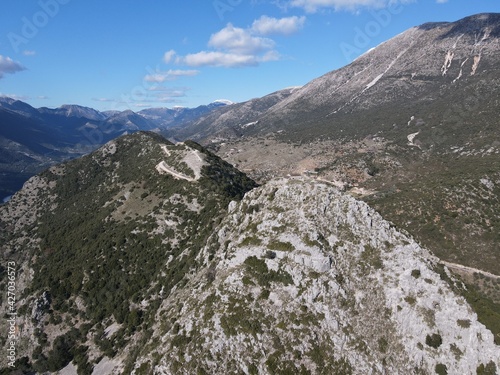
476, 361, 497, 375
411, 269, 421, 278
457, 319, 471, 328
244, 256, 293, 287
240, 236, 262, 246
361, 244, 383, 270
46, 329, 82, 372
435, 363, 448, 375
425, 333, 442, 348
260, 289, 270, 300
378, 337, 388, 353
404, 296, 417, 305
267, 240, 294, 252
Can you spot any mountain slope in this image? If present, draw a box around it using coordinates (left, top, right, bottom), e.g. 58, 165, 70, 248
0, 131, 257, 373
0, 107, 77, 201
135, 178, 499, 374
2, 158, 499, 373
175, 13, 500, 145
262, 14, 500, 151
38, 104, 107, 122
164, 87, 300, 141
171, 13, 500, 280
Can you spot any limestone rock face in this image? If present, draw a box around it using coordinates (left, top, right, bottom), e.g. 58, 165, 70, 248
137, 178, 500, 374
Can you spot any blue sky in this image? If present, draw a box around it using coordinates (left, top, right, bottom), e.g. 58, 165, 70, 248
1, 0, 499, 111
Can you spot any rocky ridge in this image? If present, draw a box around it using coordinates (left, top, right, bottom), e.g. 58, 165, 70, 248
0, 132, 257, 374
132, 178, 500, 374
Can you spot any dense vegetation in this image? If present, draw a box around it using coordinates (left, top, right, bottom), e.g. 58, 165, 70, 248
2, 132, 257, 373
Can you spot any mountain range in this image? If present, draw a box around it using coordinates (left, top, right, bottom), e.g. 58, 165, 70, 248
168, 13, 500, 144
0, 12, 499, 375
0, 97, 230, 201
167, 13, 500, 279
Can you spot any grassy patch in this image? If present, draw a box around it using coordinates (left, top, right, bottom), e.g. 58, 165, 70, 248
267, 240, 295, 252
244, 256, 293, 287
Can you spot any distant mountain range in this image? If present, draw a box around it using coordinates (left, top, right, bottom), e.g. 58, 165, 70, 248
0, 97, 231, 200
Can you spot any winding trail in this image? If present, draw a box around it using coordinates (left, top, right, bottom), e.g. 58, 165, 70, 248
442, 261, 500, 280
156, 161, 195, 182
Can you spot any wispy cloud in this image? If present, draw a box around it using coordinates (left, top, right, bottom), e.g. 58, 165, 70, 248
180, 51, 260, 68
132, 98, 185, 108
146, 85, 189, 95
92, 97, 115, 102
155, 92, 187, 102
131, 103, 153, 108
144, 69, 200, 82
23, 50, 36, 56
111, 86, 191, 108
289, 0, 412, 12
0, 55, 26, 79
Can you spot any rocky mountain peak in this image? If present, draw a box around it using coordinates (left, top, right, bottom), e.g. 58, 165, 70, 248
434, 12, 500, 37
133, 178, 500, 374
58, 104, 107, 121
0, 131, 258, 372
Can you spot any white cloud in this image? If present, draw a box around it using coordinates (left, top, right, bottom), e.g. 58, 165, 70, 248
208, 24, 275, 54
144, 69, 200, 82
180, 51, 259, 68
137, 86, 190, 105
0, 55, 26, 79
131, 91, 188, 106
176, 16, 304, 68
163, 50, 176, 63
251, 15, 306, 35
260, 50, 281, 62
148, 87, 188, 98
23, 50, 36, 56
289, 0, 408, 12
